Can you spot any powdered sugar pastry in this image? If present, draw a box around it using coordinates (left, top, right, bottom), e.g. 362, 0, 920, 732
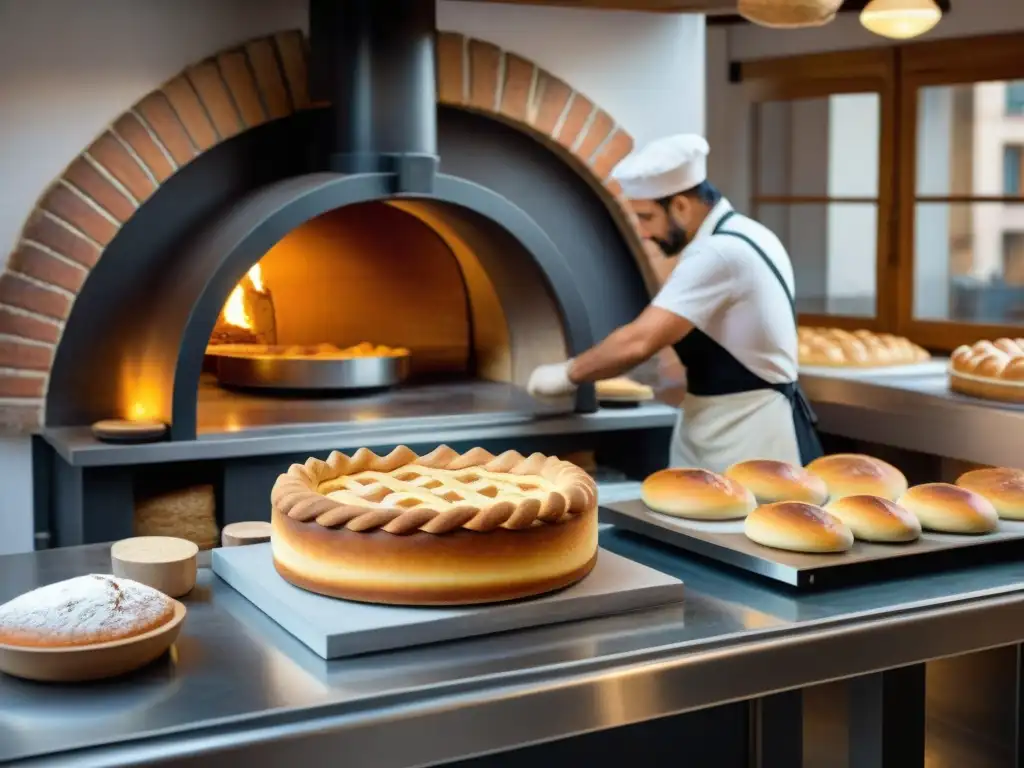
0, 574, 175, 648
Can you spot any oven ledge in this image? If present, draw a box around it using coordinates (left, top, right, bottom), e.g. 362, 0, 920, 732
42, 401, 677, 468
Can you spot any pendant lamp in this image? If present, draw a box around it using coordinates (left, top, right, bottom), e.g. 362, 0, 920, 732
738, 0, 844, 28
860, 0, 942, 39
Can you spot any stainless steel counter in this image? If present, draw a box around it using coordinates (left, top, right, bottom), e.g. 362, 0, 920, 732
801, 366, 1024, 469
6, 529, 1024, 767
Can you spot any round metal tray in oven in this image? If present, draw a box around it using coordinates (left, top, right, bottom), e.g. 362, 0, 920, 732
212, 352, 411, 391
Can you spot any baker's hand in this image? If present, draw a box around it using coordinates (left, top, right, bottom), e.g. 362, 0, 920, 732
527, 361, 577, 400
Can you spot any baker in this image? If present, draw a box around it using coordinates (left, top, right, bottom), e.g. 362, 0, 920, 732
527, 134, 822, 472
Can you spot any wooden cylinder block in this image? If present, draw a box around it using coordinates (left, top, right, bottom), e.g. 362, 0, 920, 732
111, 536, 199, 598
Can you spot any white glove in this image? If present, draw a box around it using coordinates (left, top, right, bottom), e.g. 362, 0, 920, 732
527, 361, 577, 400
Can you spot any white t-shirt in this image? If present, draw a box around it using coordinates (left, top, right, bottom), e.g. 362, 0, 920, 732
651, 199, 798, 384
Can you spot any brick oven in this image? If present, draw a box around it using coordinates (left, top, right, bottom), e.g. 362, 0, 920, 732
10, 0, 676, 548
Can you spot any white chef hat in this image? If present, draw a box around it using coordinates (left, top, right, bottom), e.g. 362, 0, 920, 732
611, 134, 710, 201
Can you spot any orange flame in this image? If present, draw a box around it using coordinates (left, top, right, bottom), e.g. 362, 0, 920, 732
221, 263, 266, 330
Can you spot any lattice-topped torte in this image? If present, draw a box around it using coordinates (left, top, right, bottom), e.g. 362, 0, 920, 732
270, 446, 599, 605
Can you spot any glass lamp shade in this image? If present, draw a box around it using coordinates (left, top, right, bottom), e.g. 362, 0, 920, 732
860, 0, 942, 39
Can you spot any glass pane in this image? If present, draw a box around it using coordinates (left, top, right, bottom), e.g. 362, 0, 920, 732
757, 203, 877, 317
914, 202, 1024, 324
917, 81, 1024, 197
754, 94, 880, 197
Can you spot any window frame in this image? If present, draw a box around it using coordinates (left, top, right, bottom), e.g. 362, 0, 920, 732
897, 32, 1024, 350
739, 33, 1024, 352
739, 49, 898, 333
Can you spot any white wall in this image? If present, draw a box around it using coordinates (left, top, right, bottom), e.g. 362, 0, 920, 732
0, 0, 706, 554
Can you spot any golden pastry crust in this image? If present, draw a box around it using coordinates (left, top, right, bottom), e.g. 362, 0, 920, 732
798, 327, 929, 368
955, 467, 1024, 520
949, 338, 1024, 403
805, 454, 908, 502
824, 495, 921, 543
641, 468, 756, 520
206, 341, 410, 360
897, 483, 998, 534
725, 459, 829, 506
744, 502, 854, 554
270, 446, 599, 605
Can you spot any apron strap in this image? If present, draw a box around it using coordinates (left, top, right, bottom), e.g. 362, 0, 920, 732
713, 218, 821, 434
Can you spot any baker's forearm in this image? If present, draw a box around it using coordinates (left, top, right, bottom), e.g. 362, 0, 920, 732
568, 327, 650, 383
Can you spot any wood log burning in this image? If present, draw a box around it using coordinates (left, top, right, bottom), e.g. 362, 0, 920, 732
210, 263, 277, 346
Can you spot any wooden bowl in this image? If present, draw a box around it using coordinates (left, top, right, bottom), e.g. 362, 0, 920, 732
0, 600, 186, 683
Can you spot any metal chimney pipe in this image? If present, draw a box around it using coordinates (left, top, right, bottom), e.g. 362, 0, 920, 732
309, 0, 439, 190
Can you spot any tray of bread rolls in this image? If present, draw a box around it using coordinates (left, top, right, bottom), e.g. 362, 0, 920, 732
601, 456, 1024, 589
797, 327, 937, 379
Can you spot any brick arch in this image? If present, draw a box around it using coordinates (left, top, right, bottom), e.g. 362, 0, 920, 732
0, 30, 647, 433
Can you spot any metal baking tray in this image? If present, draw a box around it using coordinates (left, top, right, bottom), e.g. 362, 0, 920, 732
601, 499, 1024, 589
210, 351, 411, 391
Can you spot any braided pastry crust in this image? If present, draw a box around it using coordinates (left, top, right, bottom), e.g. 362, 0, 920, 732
950, 338, 1024, 403
799, 327, 929, 368
270, 446, 600, 605
271, 445, 597, 536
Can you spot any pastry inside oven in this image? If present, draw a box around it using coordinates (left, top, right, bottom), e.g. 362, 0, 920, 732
798, 327, 929, 368
207, 341, 409, 359
270, 445, 598, 605
949, 338, 1024, 403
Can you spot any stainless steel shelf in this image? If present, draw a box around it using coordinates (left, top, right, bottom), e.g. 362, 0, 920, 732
801, 368, 1024, 469
6, 533, 1024, 767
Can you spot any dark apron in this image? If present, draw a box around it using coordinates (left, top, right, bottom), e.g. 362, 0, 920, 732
671, 210, 824, 465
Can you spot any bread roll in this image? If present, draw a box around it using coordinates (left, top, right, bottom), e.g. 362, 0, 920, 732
641, 468, 756, 520
0, 574, 176, 648
725, 459, 829, 505
897, 483, 998, 534
824, 495, 921, 543
744, 502, 854, 553
955, 467, 1024, 520
805, 454, 908, 501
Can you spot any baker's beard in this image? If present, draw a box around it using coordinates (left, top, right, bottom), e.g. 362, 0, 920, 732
653, 221, 689, 257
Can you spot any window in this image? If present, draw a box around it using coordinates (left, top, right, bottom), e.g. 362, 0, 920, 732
909, 66, 1024, 339
1007, 81, 1024, 115
741, 33, 1024, 350
743, 50, 893, 325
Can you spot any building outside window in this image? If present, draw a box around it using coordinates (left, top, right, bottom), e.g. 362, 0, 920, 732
1007, 81, 1024, 115
1005, 145, 1022, 196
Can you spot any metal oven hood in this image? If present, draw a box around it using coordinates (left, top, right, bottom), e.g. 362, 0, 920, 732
309, 0, 439, 191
